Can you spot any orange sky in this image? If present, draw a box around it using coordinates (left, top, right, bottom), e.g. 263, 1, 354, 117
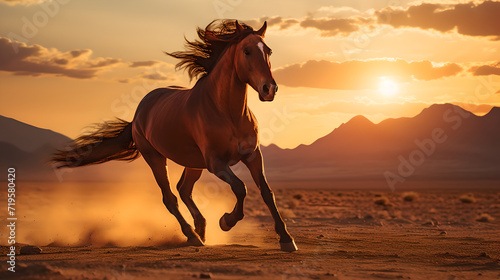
1, 0, 499, 148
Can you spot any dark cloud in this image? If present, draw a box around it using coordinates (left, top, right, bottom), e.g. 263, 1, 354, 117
470, 62, 500, 76
53, 58, 68, 65
245, 1, 500, 39
87, 57, 121, 68
280, 18, 300, 29
129, 60, 159, 68
246, 15, 367, 36
245, 16, 299, 31
299, 17, 370, 37
0, 37, 121, 79
274, 59, 463, 90
0, 37, 96, 79
376, 1, 500, 39
141, 71, 169, 81
117, 78, 130, 83
70, 49, 90, 58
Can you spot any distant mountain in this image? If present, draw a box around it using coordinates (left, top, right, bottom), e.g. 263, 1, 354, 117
261, 104, 500, 188
0, 115, 153, 182
2, 104, 499, 188
0, 116, 69, 181
0, 116, 70, 152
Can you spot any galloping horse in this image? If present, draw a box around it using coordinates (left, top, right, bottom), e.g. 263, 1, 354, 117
52, 20, 297, 252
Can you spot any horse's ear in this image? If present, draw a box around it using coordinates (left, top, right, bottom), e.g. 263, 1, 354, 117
235, 20, 244, 33
256, 21, 267, 37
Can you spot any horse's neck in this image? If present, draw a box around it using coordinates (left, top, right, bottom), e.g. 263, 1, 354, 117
201, 47, 248, 124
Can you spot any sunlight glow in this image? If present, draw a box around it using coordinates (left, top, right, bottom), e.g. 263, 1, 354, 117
378, 77, 399, 98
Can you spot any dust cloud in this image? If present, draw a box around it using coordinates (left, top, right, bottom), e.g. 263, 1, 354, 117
1, 179, 240, 247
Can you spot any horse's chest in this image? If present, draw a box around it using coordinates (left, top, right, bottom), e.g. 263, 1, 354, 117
235, 131, 258, 155
223, 126, 258, 161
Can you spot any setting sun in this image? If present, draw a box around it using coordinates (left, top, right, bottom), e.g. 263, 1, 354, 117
378, 77, 399, 98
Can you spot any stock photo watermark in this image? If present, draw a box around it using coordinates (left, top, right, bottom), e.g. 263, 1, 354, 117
384, 75, 500, 191
6, 168, 17, 273
213, 0, 244, 18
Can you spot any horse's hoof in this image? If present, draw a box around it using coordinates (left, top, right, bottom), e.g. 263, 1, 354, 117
280, 240, 298, 252
219, 213, 232, 231
187, 236, 205, 247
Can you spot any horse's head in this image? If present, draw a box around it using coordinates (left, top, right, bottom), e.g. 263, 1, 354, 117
234, 21, 277, 102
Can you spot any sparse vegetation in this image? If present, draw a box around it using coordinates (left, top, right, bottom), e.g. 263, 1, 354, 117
476, 213, 495, 223
459, 194, 476, 203
293, 194, 303, 200
402, 192, 419, 202
374, 196, 390, 206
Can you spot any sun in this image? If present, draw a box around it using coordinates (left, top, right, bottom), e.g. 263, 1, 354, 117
378, 77, 399, 98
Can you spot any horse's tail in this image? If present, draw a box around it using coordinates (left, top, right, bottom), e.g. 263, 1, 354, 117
51, 119, 141, 168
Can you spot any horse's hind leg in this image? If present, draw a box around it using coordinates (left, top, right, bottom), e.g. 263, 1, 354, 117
135, 137, 203, 246
176, 168, 206, 242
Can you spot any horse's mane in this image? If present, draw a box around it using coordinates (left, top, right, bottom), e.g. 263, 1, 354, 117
166, 20, 255, 80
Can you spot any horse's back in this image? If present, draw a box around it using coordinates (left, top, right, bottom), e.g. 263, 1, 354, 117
135, 87, 184, 112
132, 87, 206, 168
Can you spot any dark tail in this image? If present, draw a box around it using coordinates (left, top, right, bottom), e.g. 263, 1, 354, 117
51, 119, 141, 168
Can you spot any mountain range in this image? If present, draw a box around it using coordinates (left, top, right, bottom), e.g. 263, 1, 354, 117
261, 103, 500, 188
1, 104, 499, 188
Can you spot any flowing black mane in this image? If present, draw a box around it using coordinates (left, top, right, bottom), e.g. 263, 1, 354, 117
166, 20, 256, 80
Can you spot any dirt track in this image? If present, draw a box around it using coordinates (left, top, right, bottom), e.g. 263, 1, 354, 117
1, 189, 500, 279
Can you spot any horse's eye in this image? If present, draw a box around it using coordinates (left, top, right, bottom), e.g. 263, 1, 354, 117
243, 49, 250, 55
269, 50, 272, 56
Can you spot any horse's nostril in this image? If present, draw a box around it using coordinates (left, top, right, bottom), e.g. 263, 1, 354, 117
263, 84, 269, 94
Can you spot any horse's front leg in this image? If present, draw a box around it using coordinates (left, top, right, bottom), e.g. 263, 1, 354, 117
206, 158, 246, 231
242, 147, 298, 252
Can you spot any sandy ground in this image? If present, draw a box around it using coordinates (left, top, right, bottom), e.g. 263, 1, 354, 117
1, 187, 500, 280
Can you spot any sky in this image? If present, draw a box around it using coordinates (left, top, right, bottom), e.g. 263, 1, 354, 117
0, 0, 499, 148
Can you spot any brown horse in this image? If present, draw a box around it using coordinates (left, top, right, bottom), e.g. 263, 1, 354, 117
52, 20, 297, 252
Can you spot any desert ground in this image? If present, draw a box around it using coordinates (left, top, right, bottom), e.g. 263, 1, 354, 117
1, 182, 499, 280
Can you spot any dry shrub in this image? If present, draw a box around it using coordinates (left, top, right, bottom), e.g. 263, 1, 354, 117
476, 213, 495, 223
374, 196, 390, 206
459, 194, 476, 203
402, 191, 419, 202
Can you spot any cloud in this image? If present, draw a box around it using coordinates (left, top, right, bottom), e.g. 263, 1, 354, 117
129, 60, 159, 68
299, 17, 371, 37
274, 59, 463, 90
0, 37, 120, 79
375, 1, 500, 39
87, 57, 121, 68
246, 15, 370, 36
246, 1, 500, 39
469, 62, 500, 76
141, 71, 169, 81
244, 16, 299, 31
117, 78, 130, 83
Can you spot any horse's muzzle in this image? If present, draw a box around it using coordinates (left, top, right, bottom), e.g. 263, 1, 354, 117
259, 81, 278, 102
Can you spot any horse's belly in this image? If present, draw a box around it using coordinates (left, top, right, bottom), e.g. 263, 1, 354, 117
153, 137, 207, 169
